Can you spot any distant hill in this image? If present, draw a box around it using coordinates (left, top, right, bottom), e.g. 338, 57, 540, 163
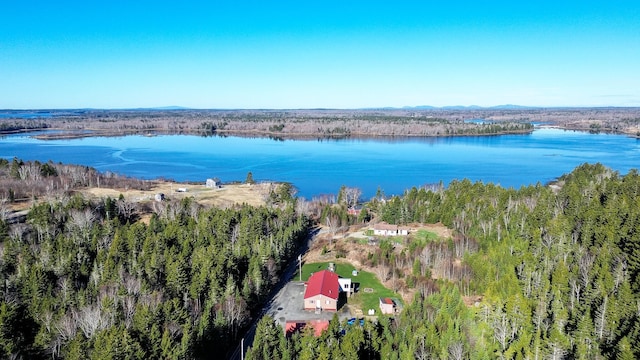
398, 104, 540, 110
139, 106, 192, 110
489, 104, 539, 110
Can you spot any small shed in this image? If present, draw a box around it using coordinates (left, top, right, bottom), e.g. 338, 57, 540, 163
379, 297, 396, 315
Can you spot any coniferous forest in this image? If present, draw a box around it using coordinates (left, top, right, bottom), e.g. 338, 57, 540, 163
0, 158, 309, 359
248, 163, 640, 360
2, 160, 640, 359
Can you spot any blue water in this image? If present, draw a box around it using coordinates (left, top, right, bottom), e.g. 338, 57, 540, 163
1, 128, 639, 199
0, 112, 54, 119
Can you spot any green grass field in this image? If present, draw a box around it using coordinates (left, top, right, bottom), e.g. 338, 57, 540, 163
296, 261, 402, 315
414, 229, 440, 242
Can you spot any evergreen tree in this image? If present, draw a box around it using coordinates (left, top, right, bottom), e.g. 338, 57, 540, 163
246, 171, 255, 184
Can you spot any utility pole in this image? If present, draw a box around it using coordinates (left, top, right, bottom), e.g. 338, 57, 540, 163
298, 254, 302, 281
241, 338, 244, 360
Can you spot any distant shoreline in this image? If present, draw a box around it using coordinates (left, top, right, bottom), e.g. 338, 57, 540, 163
22, 127, 535, 141
1, 107, 639, 139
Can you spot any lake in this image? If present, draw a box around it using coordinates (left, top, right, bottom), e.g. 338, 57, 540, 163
1, 128, 639, 199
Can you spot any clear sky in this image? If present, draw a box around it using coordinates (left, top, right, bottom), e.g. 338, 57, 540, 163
1, 1, 639, 109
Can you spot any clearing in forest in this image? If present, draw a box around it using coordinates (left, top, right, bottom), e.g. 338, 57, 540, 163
81, 181, 275, 208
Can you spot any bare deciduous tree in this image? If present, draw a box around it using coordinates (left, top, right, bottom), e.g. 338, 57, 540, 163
448, 341, 465, 360
264, 258, 279, 285
152, 200, 167, 218
122, 271, 141, 296
493, 312, 511, 352
0, 196, 9, 222
548, 342, 568, 360
416, 278, 438, 298
122, 296, 136, 329
68, 209, 96, 244
295, 198, 312, 216
414, 333, 429, 360
117, 198, 137, 221
325, 215, 339, 246
57, 277, 71, 304
230, 223, 239, 251
578, 250, 594, 289
341, 187, 362, 208
595, 296, 608, 340
75, 303, 113, 338
613, 256, 627, 291
222, 295, 249, 339
374, 260, 390, 282
55, 312, 77, 342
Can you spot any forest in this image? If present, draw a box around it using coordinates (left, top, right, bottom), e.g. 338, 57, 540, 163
248, 163, 640, 359
0, 159, 310, 359
2, 158, 640, 359
3, 109, 534, 140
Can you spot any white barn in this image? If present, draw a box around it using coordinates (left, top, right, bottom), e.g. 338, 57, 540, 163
206, 178, 221, 188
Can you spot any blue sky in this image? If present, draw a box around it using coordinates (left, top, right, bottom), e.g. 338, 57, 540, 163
1, 1, 639, 109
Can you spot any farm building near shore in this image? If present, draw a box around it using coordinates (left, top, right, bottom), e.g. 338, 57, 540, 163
205, 178, 222, 188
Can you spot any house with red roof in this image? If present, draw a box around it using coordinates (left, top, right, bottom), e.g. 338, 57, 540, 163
304, 270, 340, 311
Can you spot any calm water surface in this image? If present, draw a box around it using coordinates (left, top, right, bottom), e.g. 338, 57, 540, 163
1, 128, 639, 199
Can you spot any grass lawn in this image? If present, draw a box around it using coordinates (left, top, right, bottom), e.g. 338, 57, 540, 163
296, 261, 402, 315
386, 236, 405, 245
414, 229, 440, 243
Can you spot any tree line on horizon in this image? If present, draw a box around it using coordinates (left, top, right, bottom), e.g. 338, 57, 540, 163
3, 107, 640, 139
1, 110, 537, 139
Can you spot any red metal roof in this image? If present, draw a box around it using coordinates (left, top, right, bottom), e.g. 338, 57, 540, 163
285, 320, 330, 337
380, 297, 394, 305
304, 270, 339, 300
